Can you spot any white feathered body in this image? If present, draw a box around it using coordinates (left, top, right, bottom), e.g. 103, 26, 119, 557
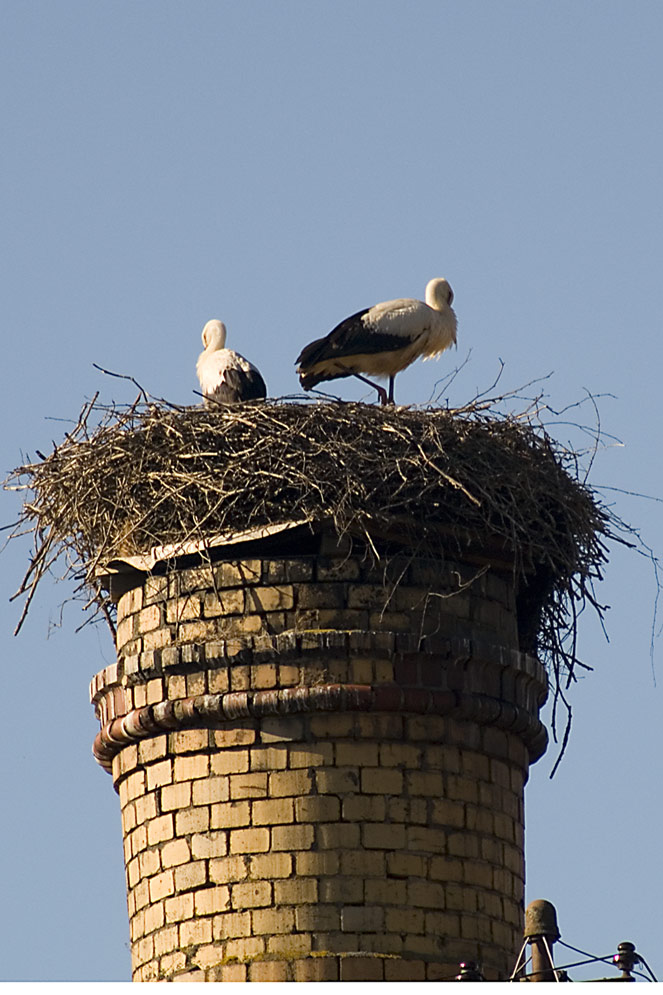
296, 278, 457, 389
197, 320, 267, 404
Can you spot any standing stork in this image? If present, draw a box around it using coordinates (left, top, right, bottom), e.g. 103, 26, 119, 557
296, 278, 457, 404
196, 319, 267, 405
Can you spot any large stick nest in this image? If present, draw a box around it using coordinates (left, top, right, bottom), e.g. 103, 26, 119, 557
7, 393, 611, 678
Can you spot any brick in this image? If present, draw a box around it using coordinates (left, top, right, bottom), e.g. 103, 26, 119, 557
231, 880, 271, 908
447, 832, 480, 859
175, 807, 210, 835
192, 777, 229, 805
319, 876, 363, 903
407, 879, 446, 908
133, 934, 154, 967
285, 746, 334, 770
230, 665, 250, 690
154, 924, 180, 956
267, 933, 311, 957
147, 671, 167, 699
365, 878, 407, 904
144, 902, 165, 935
430, 856, 465, 882
191, 832, 227, 860
277, 663, 300, 685
174, 753, 209, 781
246, 585, 295, 611
138, 848, 161, 879
146, 759, 172, 791
424, 909, 462, 939
272, 823, 314, 851
211, 801, 251, 829
160, 838, 191, 868
207, 668, 229, 693
315, 767, 360, 794
230, 772, 268, 798
127, 857, 141, 888
166, 596, 201, 623
360, 767, 403, 795
147, 814, 174, 846
340, 851, 385, 876
229, 827, 270, 854
121, 770, 145, 804
463, 861, 494, 888
212, 911, 251, 941
252, 663, 278, 688
317, 557, 360, 580
335, 741, 378, 766
216, 560, 261, 587
273, 877, 317, 904
408, 770, 444, 796
209, 855, 249, 884
339, 957, 383, 981
295, 795, 340, 822
203, 589, 244, 616
342, 796, 386, 821
134, 793, 158, 824
167, 675, 187, 698
143, 627, 172, 650
179, 917, 213, 947
210, 749, 249, 774
269, 768, 313, 797
174, 861, 207, 892
261, 715, 305, 742
156, 950, 186, 981
407, 825, 446, 854
194, 886, 231, 916
384, 959, 426, 981
160, 781, 192, 811
386, 852, 426, 878
252, 797, 294, 825
138, 735, 168, 764
249, 746, 288, 771
342, 906, 384, 932
149, 870, 175, 902
385, 906, 424, 934
349, 659, 374, 683
249, 852, 292, 879
295, 905, 340, 931
249, 962, 289, 982
129, 824, 147, 856
430, 799, 465, 828
293, 958, 339, 982
251, 906, 295, 935
362, 823, 406, 849
138, 605, 161, 632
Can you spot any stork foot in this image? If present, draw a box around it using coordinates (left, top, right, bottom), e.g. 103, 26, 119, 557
352, 373, 389, 405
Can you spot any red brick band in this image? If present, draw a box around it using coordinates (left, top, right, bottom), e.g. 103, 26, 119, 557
93, 681, 547, 772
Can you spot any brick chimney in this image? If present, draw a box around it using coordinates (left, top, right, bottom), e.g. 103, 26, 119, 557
91, 531, 547, 981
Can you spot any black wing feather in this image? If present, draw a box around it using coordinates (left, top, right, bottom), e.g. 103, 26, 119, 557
209, 367, 267, 403
297, 308, 412, 368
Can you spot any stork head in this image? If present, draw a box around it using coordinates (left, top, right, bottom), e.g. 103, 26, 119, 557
425, 278, 454, 310
202, 319, 227, 350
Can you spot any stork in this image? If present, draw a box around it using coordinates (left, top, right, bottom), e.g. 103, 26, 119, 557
196, 320, 267, 405
296, 278, 457, 404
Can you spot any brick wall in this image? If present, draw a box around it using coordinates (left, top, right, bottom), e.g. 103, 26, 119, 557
90, 549, 547, 981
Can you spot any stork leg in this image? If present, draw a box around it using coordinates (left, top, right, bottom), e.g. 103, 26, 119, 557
352, 373, 390, 405
387, 376, 395, 404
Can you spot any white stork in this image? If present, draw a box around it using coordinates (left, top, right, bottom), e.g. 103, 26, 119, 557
296, 278, 457, 404
196, 320, 267, 404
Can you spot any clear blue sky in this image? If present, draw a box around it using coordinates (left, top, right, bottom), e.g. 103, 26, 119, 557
1, 1, 662, 982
